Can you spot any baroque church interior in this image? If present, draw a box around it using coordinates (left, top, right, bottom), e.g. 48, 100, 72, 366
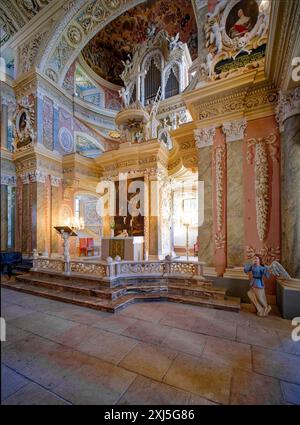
0, 0, 300, 406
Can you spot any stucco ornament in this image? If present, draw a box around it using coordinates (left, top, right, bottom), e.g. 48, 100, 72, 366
199, 0, 270, 82
12, 96, 36, 150
247, 133, 278, 242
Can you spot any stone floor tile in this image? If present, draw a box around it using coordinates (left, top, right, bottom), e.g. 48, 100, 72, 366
164, 353, 232, 404
2, 382, 70, 405
159, 310, 197, 332
2, 334, 59, 372
202, 335, 252, 371
281, 381, 300, 405
48, 307, 109, 325
54, 356, 136, 405
117, 375, 190, 405
122, 320, 170, 345
214, 309, 251, 326
161, 327, 206, 357
237, 324, 282, 350
2, 304, 34, 322
3, 324, 31, 347
276, 330, 300, 356
119, 303, 166, 323
252, 346, 300, 384
8, 311, 75, 338
52, 323, 100, 348
229, 368, 283, 405
93, 315, 138, 333
1, 364, 30, 401
119, 342, 177, 381
188, 394, 218, 405
77, 328, 138, 364
19, 345, 88, 389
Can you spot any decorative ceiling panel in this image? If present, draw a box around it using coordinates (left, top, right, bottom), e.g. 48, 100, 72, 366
81, 0, 198, 85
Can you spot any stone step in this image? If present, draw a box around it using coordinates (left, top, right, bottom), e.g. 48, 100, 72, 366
168, 284, 226, 300
2, 280, 240, 313
26, 270, 113, 287
15, 274, 125, 300
1, 281, 118, 312
166, 294, 241, 312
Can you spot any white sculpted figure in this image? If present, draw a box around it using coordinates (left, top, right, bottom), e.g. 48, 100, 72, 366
147, 24, 156, 38
211, 0, 227, 18
118, 86, 129, 107
205, 14, 224, 54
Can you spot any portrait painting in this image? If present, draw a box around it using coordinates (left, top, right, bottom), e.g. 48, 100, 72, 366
225, 0, 259, 39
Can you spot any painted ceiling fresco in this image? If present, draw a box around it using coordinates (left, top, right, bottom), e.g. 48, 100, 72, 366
81, 0, 198, 85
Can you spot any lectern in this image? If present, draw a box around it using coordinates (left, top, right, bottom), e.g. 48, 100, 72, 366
54, 226, 77, 272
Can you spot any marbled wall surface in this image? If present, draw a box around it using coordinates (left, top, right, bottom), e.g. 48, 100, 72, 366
198, 146, 213, 266
1, 185, 8, 251
22, 184, 29, 253
51, 185, 59, 253
281, 114, 300, 278
36, 182, 46, 253
227, 139, 244, 265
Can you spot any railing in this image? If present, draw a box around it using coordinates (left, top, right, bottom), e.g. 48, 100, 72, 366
32, 256, 205, 280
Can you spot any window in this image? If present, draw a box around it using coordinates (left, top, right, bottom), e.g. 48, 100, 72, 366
74, 198, 80, 220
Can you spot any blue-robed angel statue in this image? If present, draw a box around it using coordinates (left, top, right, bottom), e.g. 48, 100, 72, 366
244, 254, 291, 317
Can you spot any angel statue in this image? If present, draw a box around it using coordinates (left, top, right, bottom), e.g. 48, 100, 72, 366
118, 86, 130, 107
120, 54, 133, 83
168, 33, 183, 51
244, 254, 291, 317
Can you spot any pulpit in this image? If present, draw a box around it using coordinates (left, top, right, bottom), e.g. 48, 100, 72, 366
101, 236, 144, 261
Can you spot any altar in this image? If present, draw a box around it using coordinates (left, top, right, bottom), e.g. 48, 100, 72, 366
101, 237, 144, 261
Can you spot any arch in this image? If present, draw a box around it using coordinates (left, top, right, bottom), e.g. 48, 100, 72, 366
74, 131, 105, 158
38, 0, 146, 86
163, 61, 181, 99
141, 49, 164, 105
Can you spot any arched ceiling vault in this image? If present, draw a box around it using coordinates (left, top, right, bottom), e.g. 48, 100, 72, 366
38, 0, 146, 86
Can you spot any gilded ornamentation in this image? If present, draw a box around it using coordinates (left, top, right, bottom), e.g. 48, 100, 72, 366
214, 145, 225, 232
247, 134, 278, 241
215, 232, 226, 251
246, 245, 280, 265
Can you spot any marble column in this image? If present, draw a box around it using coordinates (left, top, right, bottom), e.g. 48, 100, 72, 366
195, 127, 215, 266
222, 119, 247, 266
281, 114, 300, 278
1, 103, 8, 148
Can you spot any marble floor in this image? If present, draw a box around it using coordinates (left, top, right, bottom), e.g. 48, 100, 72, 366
1, 286, 300, 405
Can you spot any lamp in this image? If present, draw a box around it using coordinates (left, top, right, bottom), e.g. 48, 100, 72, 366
182, 211, 193, 261
66, 216, 85, 231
